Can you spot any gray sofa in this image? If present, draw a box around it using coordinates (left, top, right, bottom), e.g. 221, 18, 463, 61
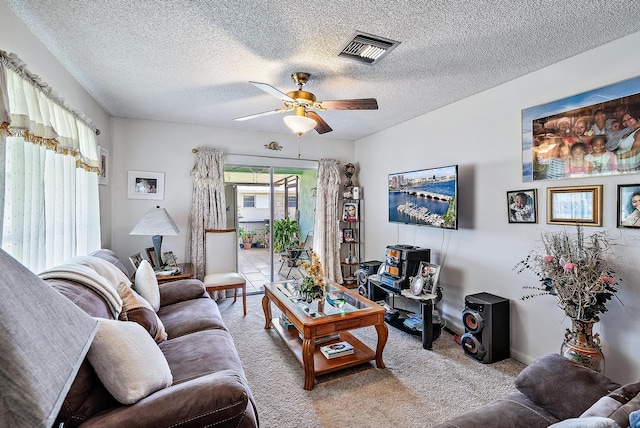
432, 353, 640, 428
45, 249, 259, 427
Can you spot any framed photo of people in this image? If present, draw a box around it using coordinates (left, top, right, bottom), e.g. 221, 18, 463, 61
547, 185, 602, 226
342, 202, 358, 221
343, 228, 355, 242
521, 75, 640, 182
507, 189, 537, 223
617, 184, 640, 228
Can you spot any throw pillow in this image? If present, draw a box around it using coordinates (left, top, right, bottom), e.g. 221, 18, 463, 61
87, 318, 172, 404
582, 381, 640, 421
119, 285, 167, 343
549, 417, 621, 428
630, 409, 640, 428
610, 394, 640, 428
134, 259, 160, 311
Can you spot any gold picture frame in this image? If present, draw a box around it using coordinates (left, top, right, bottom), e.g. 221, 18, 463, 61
547, 185, 602, 226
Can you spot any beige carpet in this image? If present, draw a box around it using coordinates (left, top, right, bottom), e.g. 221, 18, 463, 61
218, 295, 526, 428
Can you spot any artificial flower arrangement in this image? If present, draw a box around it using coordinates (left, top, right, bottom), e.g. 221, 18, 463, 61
298, 249, 326, 303
514, 225, 621, 321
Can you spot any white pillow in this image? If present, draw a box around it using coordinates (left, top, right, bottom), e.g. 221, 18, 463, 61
549, 417, 621, 428
88, 318, 172, 404
134, 259, 160, 311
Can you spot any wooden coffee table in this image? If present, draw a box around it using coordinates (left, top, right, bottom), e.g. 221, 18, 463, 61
262, 280, 388, 390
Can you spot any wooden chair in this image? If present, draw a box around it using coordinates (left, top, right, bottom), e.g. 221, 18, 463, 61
203, 229, 247, 315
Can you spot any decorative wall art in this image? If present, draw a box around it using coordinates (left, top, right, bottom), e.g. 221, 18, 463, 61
98, 146, 108, 186
617, 184, 640, 228
522, 75, 640, 182
547, 185, 602, 226
127, 170, 165, 200
507, 189, 537, 223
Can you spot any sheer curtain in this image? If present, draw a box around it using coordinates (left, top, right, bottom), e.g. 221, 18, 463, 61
187, 147, 226, 283
0, 51, 101, 273
313, 158, 342, 283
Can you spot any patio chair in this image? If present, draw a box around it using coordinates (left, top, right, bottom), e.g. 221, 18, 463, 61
203, 228, 247, 315
278, 232, 313, 279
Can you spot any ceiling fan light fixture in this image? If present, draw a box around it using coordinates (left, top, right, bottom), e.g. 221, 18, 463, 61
283, 114, 317, 136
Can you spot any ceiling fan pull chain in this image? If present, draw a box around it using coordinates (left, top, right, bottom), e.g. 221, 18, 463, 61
298, 135, 301, 159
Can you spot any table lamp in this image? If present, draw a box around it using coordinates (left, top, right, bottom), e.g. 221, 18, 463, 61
130, 206, 180, 270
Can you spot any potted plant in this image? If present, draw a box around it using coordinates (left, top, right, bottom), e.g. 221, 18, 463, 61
272, 218, 300, 254
238, 227, 254, 249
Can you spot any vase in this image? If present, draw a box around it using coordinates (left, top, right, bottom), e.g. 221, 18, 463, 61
560, 318, 605, 373
317, 298, 325, 314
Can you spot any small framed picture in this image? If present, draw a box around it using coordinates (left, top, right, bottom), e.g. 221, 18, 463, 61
163, 251, 178, 268
409, 262, 441, 296
343, 202, 358, 221
145, 247, 157, 268
129, 253, 143, 270
617, 184, 640, 228
507, 189, 537, 223
127, 170, 165, 200
547, 185, 602, 226
343, 228, 355, 242
98, 146, 108, 186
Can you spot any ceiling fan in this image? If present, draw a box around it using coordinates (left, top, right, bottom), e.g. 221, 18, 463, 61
233, 72, 378, 136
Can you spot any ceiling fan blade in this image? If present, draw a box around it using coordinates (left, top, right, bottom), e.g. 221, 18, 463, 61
306, 111, 333, 134
319, 98, 378, 110
233, 108, 290, 121
250, 81, 295, 102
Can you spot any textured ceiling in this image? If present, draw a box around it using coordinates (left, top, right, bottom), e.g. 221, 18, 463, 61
5, 0, 640, 141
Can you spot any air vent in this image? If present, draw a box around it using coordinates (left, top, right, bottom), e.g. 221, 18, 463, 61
337, 31, 400, 65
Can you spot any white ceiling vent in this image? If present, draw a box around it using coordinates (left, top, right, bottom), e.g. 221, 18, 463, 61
337, 31, 400, 65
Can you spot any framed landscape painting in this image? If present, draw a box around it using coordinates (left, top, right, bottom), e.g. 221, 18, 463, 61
522, 75, 640, 182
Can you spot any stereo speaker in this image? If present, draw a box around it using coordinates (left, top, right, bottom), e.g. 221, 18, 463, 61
461, 292, 510, 364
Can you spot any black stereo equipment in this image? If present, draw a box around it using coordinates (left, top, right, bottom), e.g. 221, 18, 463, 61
461, 292, 510, 364
379, 245, 430, 293
355, 260, 383, 298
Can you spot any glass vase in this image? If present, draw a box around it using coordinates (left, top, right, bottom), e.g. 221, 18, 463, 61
560, 318, 605, 373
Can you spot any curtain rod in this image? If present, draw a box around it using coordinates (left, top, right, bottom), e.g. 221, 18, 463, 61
191, 148, 339, 164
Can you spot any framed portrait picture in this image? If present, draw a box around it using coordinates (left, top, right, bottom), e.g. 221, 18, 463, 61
98, 146, 108, 186
547, 185, 602, 226
129, 252, 143, 270
409, 261, 441, 296
145, 247, 157, 268
342, 202, 358, 221
127, 170, 165, 200
507, 189, 537, 223
617, 184, 640, 228
343, 228, 355, 242
521, 75, 640, 181
163, 251, 178, 268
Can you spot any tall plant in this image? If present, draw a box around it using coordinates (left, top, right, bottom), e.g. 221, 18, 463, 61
273, 218, 300, 253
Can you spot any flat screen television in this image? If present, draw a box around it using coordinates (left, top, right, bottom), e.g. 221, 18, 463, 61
388, 165, 458, 230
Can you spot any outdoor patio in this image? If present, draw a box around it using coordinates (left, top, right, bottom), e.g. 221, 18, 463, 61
237, 247, 304, 294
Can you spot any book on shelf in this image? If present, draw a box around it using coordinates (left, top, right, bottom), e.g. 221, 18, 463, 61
279, 313, 295, 330
320, 341, 355, 359
298, 332, 339, 345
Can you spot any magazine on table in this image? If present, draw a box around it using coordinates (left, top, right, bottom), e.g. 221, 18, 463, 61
320, 341, 354, 359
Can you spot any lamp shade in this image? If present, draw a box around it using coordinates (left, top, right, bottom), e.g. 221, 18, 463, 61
129, 207, 180, 237
0, 249, 98, 427
283, 114, 317, 136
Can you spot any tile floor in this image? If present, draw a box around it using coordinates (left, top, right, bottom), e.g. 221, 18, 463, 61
237, 247, 304, 294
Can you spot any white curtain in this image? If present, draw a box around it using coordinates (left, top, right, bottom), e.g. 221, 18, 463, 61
0, 51, 101, 273
313, 159, 342, 283
188, 147, 226, 282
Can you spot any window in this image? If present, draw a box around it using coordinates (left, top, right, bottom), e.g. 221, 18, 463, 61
288, 196, 297, 208
256, 194, 269, 209
243, 195, 255, 208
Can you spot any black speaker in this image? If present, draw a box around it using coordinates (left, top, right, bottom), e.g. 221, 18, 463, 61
356, 261, 383, 299
461, 292, 510, 364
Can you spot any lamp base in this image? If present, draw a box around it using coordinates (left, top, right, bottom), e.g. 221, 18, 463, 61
152, 235, 163, 270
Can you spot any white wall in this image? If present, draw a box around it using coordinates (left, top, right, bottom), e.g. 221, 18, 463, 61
110, 117, 354, 274
356, 31, 640, 383
0, 1, 113, 247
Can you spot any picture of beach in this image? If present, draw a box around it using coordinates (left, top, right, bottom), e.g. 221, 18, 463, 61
388, 165, 458, 229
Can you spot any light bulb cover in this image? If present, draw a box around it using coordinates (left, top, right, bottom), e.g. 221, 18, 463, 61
283, 115, 317, 135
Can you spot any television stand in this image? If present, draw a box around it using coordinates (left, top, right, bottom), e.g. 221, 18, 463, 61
369, 278, 441, 350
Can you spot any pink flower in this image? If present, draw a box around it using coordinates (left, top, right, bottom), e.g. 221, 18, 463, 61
601, 276, 615, 285
563, 263, 576, 271
543, 255, 554, 262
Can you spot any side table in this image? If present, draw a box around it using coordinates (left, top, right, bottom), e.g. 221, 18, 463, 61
156, 263, 193, 284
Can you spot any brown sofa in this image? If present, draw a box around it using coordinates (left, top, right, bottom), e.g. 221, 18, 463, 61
432, 353, 640, 428
45, 249, 259, 428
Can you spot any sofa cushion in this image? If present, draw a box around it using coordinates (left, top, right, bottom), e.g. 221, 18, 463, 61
610, 394, 640, 428
89, 249, 130, 277
159, 329, 244, 385
159, 279, 207, 307
582, 381, 640, 422
515, 353, 620, 420
549, 417, 621, 427
88, 319, 173, 405
119, 285, 167, 343
134, 260, 160, 311
158, 296, 226, 339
